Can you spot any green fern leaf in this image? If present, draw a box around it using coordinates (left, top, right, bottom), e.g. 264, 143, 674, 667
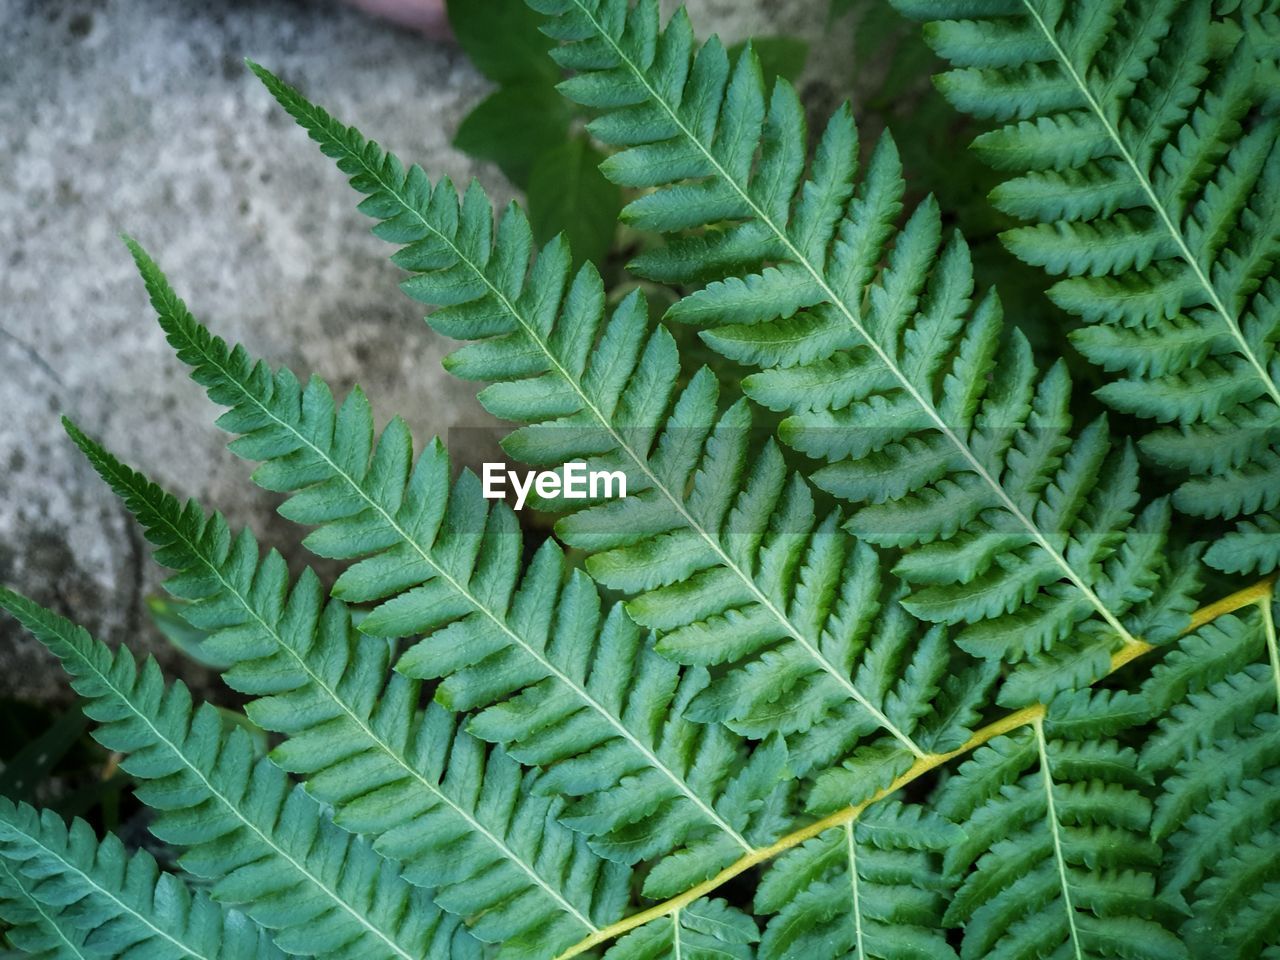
0, 799, 283, 960
524, 0, 1182, 688
169, 73, 996, 813
890, 0, 1280, 574
0, 588, 476, 960
2, 4, 1276, 957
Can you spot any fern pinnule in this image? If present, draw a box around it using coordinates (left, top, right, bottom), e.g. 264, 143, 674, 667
0, 801, 287, 960
890, 0, 1280, 576
528, 0, 1187, 700
0, 587, 475, 960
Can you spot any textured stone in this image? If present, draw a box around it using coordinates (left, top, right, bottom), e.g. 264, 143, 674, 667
0, 0, 851, 702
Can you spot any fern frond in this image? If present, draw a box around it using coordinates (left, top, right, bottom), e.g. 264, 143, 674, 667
0, 858, 91, 960
1133, 597, 1280, 957
164, 77, 1000, 811
1205, 504, 1280, 575
0, 799, 282, 960
890, 0, 1280, 574
935, 718, 1185, 960
5, 3, 1280, 952
521, 0, 1185, 685
0, 588, 476, 960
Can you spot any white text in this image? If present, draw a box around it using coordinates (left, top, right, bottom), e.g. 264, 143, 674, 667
481, 462, 626, 510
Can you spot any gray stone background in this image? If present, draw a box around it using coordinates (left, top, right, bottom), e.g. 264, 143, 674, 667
1, 0, 853, 702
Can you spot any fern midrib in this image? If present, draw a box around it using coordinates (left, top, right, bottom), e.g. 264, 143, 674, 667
1033, 717, 1084, 960
842, 821, 866, 959
3, 824, 219, 960
101, 455, 599, 931
571, 0, 1139, 650
54, 617, 419, 960
1020, 0, 1280, 408
281, 100, 925, 760
0, 859, 91, 960
169, 324, 757, 858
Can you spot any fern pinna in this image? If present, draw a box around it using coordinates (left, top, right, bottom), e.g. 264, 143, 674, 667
0, 801, 284, 960
0, 588, 478, 960
1, 0, 1278, 958
889, 0, 1280, 577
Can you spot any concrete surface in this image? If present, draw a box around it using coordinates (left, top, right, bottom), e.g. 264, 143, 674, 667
0, 0, 853, 703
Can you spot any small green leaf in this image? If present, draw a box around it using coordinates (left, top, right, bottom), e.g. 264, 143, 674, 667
527, 136, 622, 267
446, 0, 558, 84
453, 86, 571, 187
